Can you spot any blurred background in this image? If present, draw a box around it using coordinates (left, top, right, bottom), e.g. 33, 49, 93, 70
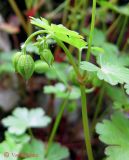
0, 0, 129, 160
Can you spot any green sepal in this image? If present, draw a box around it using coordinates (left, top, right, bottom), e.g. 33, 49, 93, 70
17, 54, 35, 80
40, 49, 54, 66
12, 52, 23, 72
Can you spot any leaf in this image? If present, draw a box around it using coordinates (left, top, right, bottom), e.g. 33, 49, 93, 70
80, 54, 129, 85
21, 138, 45, 160
44, 83, 81, 100
30, 17, 50, 30
47, 143, 69, 160
98, 1, 129, 16
82, 28, 106, 46
30, 17, 87, 49
105, 84, 129, 110
23, 141, 69, 160
96, 112, 129, 160
0, 132, 30, 160
124, 84, 129, 95
2, 107, 51, 135
0, 63, 15, 75
51, 24, 87, 49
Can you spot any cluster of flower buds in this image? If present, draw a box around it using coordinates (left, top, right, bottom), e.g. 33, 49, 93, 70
12, 42, 54, 80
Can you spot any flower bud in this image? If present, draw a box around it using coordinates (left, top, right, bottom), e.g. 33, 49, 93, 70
17, 54, 35, 80
34, 60, 49, 74
40, 49, 54, 66
12, 52, 23, 72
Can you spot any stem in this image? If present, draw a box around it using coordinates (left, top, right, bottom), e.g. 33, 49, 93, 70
45, 94, 69, 156
117, 16, 128, 48
78, 49, 82, 66
80, 84, 94, 160
123, 38, 129, 51
22, 30, 48, 53
91, 85, 105, 134
28, 128, 34, 139
54, 37, 81, 77
8, 0, 28, 34
86, 0, 97, 61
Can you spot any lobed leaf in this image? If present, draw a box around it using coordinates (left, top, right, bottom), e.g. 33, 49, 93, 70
96, 112, 129, 160
2, 107, 51, 135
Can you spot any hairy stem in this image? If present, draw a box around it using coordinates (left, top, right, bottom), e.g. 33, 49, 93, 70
80, 84, 94, 160
86, 0, 97, 61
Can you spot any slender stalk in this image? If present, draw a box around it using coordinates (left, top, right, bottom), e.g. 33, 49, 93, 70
86, 0, 97, 61
78, 49, 82, 66
123, 38, 129, 51
91, 85, 105, 134
8, 0, 28, 34
28, 128, 34, 139
22, 30, 48, 53
45, 94, 69, 156
117, 16, 128, 48
80, 84, 94, 160
54, 37, 81, 77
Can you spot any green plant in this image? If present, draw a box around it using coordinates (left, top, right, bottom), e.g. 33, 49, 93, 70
0, 107, 69, 160
10, 2, 129, 160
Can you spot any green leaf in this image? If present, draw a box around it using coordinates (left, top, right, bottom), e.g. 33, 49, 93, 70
105, 84, 129, 110
44, 83, 81, 100
21, 138, 45, 160
0, 132, 30, 160
82, 28, 106, 46
47, 143, 69, 160
30, 17, 50, 30
98, 1, 129, 16
23, 141, 69, 160
51, 24, 87, 49
96, 112, 129, 160
2, 107, 51, 135
80, 54, 129, 85
30, 17, 87, 49
0, 63, 15, 75
124, 84, 129, 95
